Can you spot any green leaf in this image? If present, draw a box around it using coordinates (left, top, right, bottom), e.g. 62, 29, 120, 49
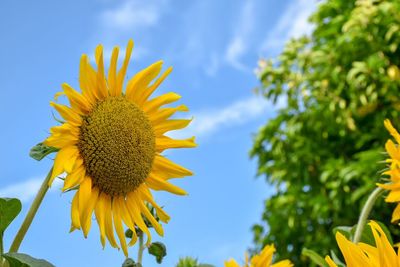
0, 198, 22, 233
148, 242, 167, 264
29, 143, 58, 161
301, 248, 328, 267
3, 253, 55, 267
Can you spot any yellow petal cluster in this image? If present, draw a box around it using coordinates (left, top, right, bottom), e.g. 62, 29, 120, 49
45, 40, 196, 255
224, 244, 293, 267
325, 221, 400, 266
379, 119, 400, 222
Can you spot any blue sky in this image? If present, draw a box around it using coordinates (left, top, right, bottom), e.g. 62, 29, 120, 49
0, 0, 315, 266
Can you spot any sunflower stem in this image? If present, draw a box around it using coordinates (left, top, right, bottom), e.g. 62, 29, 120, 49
9, 168, 53, 253
137, 232, 144, 265
353, 187, 385, 243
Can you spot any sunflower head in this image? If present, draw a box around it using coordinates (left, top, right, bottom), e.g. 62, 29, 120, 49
44, 39, 196, 255
325, 221, 399, 267
379, 119, 400, 222
224, 244, 293, 267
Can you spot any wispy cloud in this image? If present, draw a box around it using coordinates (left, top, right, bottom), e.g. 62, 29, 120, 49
100, 0, 162, 32
0, 177, 63, 203
261, 0, 316, 53
173, 96, 276, 139
225, 0, 255, 71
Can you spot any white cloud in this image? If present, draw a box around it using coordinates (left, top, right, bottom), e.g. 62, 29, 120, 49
225, 0, 255, 71
261, 0, 316, 53
0, 177, 63, 203
172, 96, 277, 139
101, 0, 161, 31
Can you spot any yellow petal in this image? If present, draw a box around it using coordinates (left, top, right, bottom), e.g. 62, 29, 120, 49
125, 61, 163, 104
116, 39, 134, 96
153, 155, 193, 178
44, 134, 78, 149
94, 193, 107, 248
50, 146, 79, 185
137, 197, 163, 236
79, 54, 97, 104
156, 136, 196, 152
143, 92, 181, 114
138, 185, 170, 223
146, 173, 187, 195
108, 47, 120, 96
63, 159, 85, 191
50, 102, 82, 126
78, 177, 93, 237
385, 119, 400, 144
94, 45, 108, 100
104, 194, 119, 248
126, 193, 151, 245
324, 256, 338, 267
149, 105, 189, 125
115, 197, 138, 246
136, 66, 173, 106
62, 83, 91, 114
153, 119, 192, 135
113, 197, 128, 256
70, 192, 81, 231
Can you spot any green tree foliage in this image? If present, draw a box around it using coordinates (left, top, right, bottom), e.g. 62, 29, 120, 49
251, 0, 400, 265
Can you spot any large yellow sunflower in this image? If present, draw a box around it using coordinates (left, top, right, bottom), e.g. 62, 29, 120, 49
224, 244, 293, 267
44, 40, 196, 255
325, 221, 400, 267
379, 119, 400, 222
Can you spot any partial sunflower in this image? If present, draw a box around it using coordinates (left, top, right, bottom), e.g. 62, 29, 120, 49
224, 244, 293, 267
44, 40, 196, 255
379, 119, 400, 222
325, 221, 400, 267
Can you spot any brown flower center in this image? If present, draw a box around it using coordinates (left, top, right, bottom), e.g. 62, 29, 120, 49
78, 96, 155, 196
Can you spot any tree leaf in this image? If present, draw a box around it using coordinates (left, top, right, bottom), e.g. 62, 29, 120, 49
29, 143, 58, 161
0, 198, 22, 233
3, 253, 55, 267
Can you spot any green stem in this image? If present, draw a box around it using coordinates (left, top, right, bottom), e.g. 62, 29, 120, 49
137, 232, 144, 265
9, 168, 53, 253
353, 187, 385, 243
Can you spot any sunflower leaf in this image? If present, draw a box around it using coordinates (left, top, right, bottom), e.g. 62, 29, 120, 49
302, 248, 328, 267
3, 252, 55, 267
0, 198, 22, 233
148, 242, 167, 264
29, 143, 59, 161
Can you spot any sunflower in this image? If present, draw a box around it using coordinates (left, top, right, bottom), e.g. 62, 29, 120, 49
378, 119, 400, 222
44, 40, 196, 255
325, 221, 400, 266
224, 244, 293, 267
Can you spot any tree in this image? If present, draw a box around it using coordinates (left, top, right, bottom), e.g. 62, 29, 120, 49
251, 0, 400, 265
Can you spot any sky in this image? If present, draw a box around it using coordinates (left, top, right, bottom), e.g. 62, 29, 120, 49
0, 0, 315, 266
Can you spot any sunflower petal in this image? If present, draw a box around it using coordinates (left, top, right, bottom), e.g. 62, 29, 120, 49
70, 192, 81, 231
94, 45, 108, 99
143, 92, 181, 114
153, 154, 193, 178
136, 67, 173, 106
50, 146, 79, 185
153, 119, 192, 135
156, 136, 196, 152
62, 83, 91, 114
146, 173, 187, 195
116, 39, 134, 96
50, 102, 82, 126
126, 61, 163, 104
108, 47, 120, 96
104, 194, 119, 248
113, 197, 128, 256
